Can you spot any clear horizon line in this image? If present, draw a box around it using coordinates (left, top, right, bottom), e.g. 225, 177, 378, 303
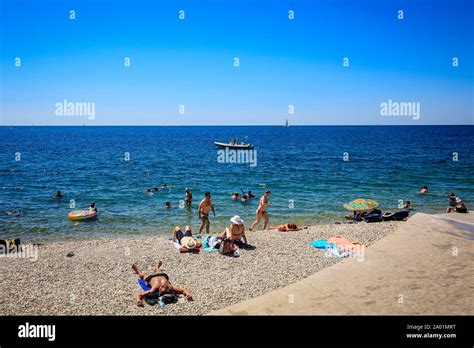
1, 124, 473, 127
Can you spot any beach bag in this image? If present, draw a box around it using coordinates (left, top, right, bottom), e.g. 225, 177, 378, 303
160, 293, 179, 304
219, 238, 235, 255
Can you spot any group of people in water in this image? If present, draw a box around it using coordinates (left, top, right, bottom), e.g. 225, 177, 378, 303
231, 190, 256, 203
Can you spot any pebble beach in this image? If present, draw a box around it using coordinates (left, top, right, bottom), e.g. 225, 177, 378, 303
0, 221, 403, 316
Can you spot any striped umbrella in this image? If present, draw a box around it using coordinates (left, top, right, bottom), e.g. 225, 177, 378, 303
343, 198, 379, 212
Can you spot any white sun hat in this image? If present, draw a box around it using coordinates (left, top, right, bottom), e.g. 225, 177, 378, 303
185, 239, 197, 249
230, 215, 244, 225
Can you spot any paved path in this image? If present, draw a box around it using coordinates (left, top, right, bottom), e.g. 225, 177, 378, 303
209, 213, 474, 315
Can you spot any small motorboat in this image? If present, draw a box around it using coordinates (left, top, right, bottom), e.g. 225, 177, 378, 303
214, 139, 254, 149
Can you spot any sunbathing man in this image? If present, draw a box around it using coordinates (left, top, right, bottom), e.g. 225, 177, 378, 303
250, 189, 271, 231
173, 226, 202, 253
198, 192, 215, 234
132, 261, 193, 307
221, 215, 248, 244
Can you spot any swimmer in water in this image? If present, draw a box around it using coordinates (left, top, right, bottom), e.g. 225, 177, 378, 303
419, 186, 429, 194
55, 190, 63, 198
165, 201, 172, 209
185, 188, 192, 206
231, 192, 239, 200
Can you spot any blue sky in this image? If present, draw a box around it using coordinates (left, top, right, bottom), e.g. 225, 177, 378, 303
0, 0, 473, 125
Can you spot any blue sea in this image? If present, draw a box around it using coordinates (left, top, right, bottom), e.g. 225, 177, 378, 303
1, 126, 473, 241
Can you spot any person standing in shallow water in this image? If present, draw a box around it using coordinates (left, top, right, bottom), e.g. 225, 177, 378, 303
198, 192, 215, 234
250, 189, 271, 231
185, 188, 192, 206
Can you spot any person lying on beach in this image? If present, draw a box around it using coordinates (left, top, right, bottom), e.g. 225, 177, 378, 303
132, 261, 193, 307
231, 192, 239, 200
198, 192, 215, 234
344, 208, 381, 221
250, 189, 271, 231
173, 226, 202, 253
419, 186, 429, 194
446, 193, 468, 213
221, 216, 248, 244
55, 190, 63, 198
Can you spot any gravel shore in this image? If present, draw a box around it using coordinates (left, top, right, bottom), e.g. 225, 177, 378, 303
0, 221, 403, 315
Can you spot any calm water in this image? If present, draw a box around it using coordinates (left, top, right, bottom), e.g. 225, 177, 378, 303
1, 126, 473, 241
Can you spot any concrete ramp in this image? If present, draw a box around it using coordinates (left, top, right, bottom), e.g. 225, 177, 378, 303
209, 213, 474, 315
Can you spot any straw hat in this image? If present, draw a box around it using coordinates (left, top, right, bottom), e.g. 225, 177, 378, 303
185, 239, 197, 249
230, 215, 244, 225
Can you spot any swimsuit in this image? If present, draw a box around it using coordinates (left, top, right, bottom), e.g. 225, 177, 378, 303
144, 273, 169, 287
175, 229, 193, 243
201, 213, 209, 223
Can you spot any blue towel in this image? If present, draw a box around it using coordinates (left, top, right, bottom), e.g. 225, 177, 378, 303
138, 278, 151, 291
311, 240, 336, 249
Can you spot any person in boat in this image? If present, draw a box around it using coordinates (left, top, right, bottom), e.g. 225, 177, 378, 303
241, 194, 249, 203
132, 261, 193, 307
231, 192, 239, 200
165, 201, 172, 209
221, 215, 248, 244
55, 190, 63, 198
403, 200, 412, 209
198, 192, 216, 234
88, 202, 97, 213
419, 186, 429, 194
230, 138, 237, 145
446, 193, 468, 213
250, 190, 271, 231
173, 225, 202, 253
185, 188, 192, 206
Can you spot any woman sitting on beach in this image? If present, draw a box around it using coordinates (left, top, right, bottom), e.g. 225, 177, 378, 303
231, 192, 239, 200
132, 261, 193, 307
446, 193, 468, 213
221, 215, 248, 244
172, 226, 202, 253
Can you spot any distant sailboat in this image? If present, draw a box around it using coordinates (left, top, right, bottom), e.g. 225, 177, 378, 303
284, 118, 289, 127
